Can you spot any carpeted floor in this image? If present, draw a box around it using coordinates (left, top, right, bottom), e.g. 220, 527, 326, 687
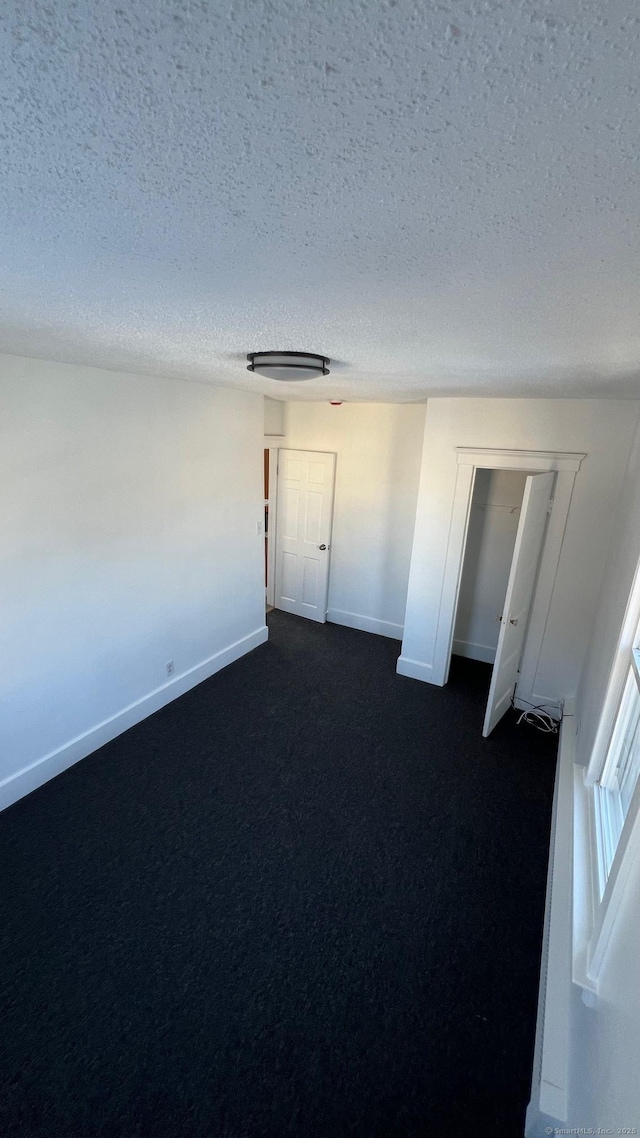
0, 611, 557, 1137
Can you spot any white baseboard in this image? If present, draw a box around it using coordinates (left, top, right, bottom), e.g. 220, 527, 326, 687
525, 715, 575, 1133
452, 638, 496, 664
0, 625, 269, 814
396, 655, 440, 683
524, 1100, 566, 1138
514, 691, 570, 721
327, 608, 403, 640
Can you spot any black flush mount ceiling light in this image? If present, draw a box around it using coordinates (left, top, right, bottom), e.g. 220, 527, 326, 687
247, 351, 330, 381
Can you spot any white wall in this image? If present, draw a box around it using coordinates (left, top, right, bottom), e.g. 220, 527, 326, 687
1, 354, 266, 808
453, 469, 527, 663
283, 402, 426, 638
568, 835, 640, 1131
400, 398, 639, 707
528, 417, 640, 1135
264, 396, 286, 437
568, 417, 640, 1131
576, 415, 640, 765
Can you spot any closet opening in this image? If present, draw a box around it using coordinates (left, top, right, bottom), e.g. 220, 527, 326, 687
452, 468, 555, 736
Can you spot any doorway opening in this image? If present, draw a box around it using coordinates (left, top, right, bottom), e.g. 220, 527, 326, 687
453, 469, 528, 664
273, 448, 336, 624
418, 447, 585, 733
452, 467, 555, 736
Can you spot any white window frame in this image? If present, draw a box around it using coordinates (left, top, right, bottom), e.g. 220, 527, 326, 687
593, 648, 640, 893
573, 560, 640, 994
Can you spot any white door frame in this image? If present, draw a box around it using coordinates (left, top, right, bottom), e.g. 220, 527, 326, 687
433, 448, 586, 710
482, 471, 556, 737
273, 448, 336, 622
265, 447, 278, 608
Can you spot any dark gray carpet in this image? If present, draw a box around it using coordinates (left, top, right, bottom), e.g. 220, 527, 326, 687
0, 610, 556, 1137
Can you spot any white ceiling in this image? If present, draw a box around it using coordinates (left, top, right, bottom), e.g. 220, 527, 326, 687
1, 0, 640, 401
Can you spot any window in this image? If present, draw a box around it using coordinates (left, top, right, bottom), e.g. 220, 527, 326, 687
573, 566, 640, 994
594, 647, 640, 895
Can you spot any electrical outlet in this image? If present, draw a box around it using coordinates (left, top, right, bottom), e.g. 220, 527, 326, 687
166, 660, 174, 677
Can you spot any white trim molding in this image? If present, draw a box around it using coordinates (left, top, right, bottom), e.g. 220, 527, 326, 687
588, 783, 640, 984
0, 625, 269, 814
538, 715, 574, 1120
265, 447, 278, 609
327, 609, 403, 640
573, 758, 640, 995
572, 764, 600, 994
452, 638, 496, 664
430, 447, 586, 701
585, 556, 640, 785
572, 556, 640, 991
513, 693, 566, 721
456, 448, 585, 472
396, 656, 436, 683
526, 715, 575, 1135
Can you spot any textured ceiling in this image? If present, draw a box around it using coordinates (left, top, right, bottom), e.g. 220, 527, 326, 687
1, 0, 640, 401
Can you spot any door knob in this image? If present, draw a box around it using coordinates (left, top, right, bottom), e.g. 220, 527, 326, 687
509, 618, 518, 626
319, 544, 327, 550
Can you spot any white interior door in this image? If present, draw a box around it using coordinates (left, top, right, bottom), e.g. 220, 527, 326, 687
275, 449, 336, 623
482, 471, 555, 737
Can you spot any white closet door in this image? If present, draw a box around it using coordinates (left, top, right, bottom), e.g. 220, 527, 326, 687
275, 449, 336, 623
482, 472, 555, 737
